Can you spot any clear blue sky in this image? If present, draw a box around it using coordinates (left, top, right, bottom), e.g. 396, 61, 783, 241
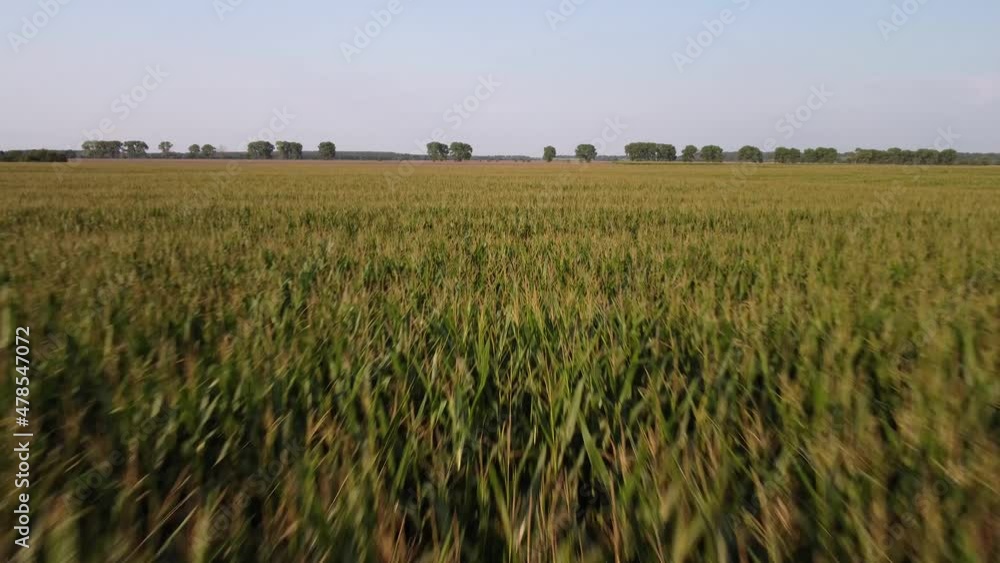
2, 0, 998, 154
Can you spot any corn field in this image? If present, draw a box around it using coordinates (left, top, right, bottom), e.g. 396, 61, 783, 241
1, 161, 998, 562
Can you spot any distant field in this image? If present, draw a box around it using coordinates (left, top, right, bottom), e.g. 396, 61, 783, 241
1, 162, 998, 562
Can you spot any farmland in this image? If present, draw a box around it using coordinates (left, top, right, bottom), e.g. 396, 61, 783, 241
1, 161, 998, 562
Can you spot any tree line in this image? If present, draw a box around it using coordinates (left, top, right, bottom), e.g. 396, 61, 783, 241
1, 141, 993, 165
848, 147, 959, 165
618, 142, 964, 165
426, 142, 474, 162
0, 149, 73, 162
69, 140, 337, 160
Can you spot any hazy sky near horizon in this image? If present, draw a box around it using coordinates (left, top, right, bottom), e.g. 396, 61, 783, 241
2, 0, 998, 154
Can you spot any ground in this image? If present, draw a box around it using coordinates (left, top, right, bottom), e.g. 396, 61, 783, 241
1, 161, 998, 562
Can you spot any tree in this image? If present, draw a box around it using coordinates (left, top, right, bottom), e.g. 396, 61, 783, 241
802, 148, 818, 163
543, 146, 556, 162
158, 141, 173, 155
318, 142, 337, 160
938, 149, 958, 165
738, 145, 763, 163
275, 141, 303, 160
681, 145, 698, 162
700, 145, 723, 163
427, 142, 450, 161
450, 142, 473, 162
656, 144, 677, 162
623, 142, 675, 162
201, 144, 217, 159
247, 141, 275, 159
625, 142, 655, 161
815, 147, 839, 163
575, 144, 597, 163
1, 149, 71, 163
123, 141, 148, 159
188, 144, 201, 159
851, 148, 877, 164
915, 148, 939, 165
82, 141, 123, 158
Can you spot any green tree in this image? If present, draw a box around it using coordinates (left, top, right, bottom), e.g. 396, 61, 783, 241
247, 141, 275, 160
123, 141, 148, 159
158, 141, 173, 155
738, 145, 764, 163
427, 142, 450, 161
450, 142, 473, 162
276, 141, 303, 160
625, 143, 655, 161
201, 144, 217, 159
815, 147, 839, 163
700, 145, 723, 163
83, 140, 123, 158
803, 148, 818, 163
575, 144, 597, 163
938, 149, 958, 165
543, 146, 556, 162
915, 148, 939, 165
188, 144, 201, 159
656, 144, 677, 162
318, 142, 336, 160
681, 145, 698, 162
852, 148, 876, 164
624, 142, 675, 162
